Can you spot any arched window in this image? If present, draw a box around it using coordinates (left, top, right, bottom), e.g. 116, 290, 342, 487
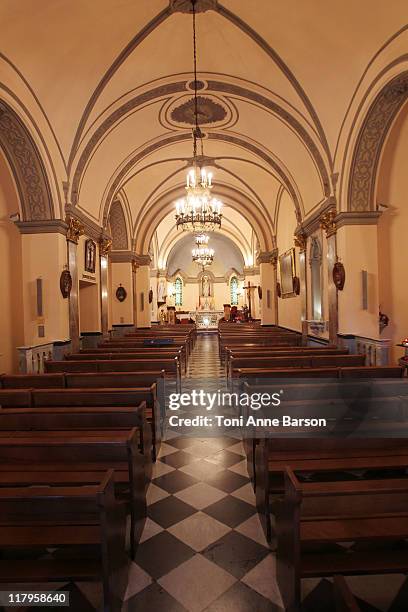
310, 238, 322, 320
175, 277, 183, 306
230, 276, 238, 305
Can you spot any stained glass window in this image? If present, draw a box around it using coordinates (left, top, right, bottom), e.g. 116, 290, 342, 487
230, 276, 238, 305
175, 277, 183, 306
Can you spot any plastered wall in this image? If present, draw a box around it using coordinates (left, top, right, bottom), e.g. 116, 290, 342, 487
0, 154, 24, 373
377, 100, 408, 361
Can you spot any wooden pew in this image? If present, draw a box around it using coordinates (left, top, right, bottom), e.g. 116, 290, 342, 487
0, 403, 153, 483
225, 347, 349, 380
0, 385, 161, 461
55, 356, 181, 392
0, 470, 127, 612
31, 387, 161, 462
0, 429, 145, 559
276, 467, 408, 611
255, 438, 408, 544
0, 373, 65, 388
231, 354, 366, 374
89, 344, 189, 371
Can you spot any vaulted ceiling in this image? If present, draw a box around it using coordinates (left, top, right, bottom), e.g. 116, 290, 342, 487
1, 0, 407, 254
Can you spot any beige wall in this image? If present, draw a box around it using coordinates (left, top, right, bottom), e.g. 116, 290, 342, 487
337, 225, 379, 340
77, 235, 101, 333
111, 262, 134, 325
377, 100, 408, 362
276, 193, 301, 331
21, 232, 70, 345
0, 153, 24, 373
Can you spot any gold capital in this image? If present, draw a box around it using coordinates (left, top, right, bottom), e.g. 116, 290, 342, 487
99, 237, 112, 257
66, 215, 84, 244
320, 208, 337, 237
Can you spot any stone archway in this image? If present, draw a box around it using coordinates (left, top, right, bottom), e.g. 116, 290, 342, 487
348, 71, 408, 211
0, 101, 54, 221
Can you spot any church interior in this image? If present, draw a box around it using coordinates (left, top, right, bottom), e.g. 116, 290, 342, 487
1, 1, 408, 610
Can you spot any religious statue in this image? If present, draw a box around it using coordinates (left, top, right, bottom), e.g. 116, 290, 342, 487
201, 274, 210, 297
158, 279, 166, 301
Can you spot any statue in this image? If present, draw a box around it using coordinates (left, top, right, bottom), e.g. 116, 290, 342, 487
201, 274, 210, 297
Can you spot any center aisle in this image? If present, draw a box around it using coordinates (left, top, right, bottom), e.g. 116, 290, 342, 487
124, 333, 283, 611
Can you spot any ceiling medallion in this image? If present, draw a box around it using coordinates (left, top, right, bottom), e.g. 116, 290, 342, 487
174, 0, 223, 233
169, 0, 217, 13
171, 95, 227, 125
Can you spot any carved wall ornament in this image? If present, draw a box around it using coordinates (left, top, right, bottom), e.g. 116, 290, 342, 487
170, 95, 227, 125
294, 232, 307, 252
320, 208, 337, 237
169, 0, 218, 13
276, 282, 281, 298
99, 237, 112, 257
333, 261, 345, 291
65, 215, 84, 244
109, 200, 129, 250
0, 101, 54, 221
257, 286, 263, 300
348, 72, 408, 211
60, 269, 72, 299
116, 284, 127, 302
149, 289, 154, 304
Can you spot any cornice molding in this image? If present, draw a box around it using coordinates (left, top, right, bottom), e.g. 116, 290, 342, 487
296, 197, 336, 237
335, 211, 382, 229
244, 265, 260, 276
65, 204, 107, 242
257, 249, 278, 265
110, 251, 151, 266
15, 219, 67, 236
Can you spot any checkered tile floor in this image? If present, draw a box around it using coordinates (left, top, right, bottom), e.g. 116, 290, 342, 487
4, 334, 408, 611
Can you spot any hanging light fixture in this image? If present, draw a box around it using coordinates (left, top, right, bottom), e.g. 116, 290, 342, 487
192, 233, 214, 266
175, 0, 222, 232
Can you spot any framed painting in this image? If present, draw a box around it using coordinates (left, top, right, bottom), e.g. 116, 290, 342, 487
84, 239, 96, 274
279, 248, 296, 298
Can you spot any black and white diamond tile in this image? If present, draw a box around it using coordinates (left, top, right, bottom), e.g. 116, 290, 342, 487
15, 335, 407, 612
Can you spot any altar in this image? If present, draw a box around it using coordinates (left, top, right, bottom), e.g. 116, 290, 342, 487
189, 310, 224, 329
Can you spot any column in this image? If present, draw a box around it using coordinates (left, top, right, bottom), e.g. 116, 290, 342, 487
258, 250, 278, 326
294, 232, 308, 345
99, 237, 112, 338
320, 208, 338, 344
336, 220, 380, 340
134, 256, 152, 328
18, 222, 70, 346
66, 216, 84, 352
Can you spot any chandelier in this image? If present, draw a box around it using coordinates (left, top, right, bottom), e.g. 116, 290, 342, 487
174, 0, 223, 232
192, 234, 214, 267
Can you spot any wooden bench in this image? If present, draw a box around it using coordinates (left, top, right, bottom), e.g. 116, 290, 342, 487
0, 429, 145, 559
50, 357, 181, 392
90, 344, 189, 371
225, 348, 349, 380
0, 403, 153, 483
0, 470, 127, 612
276, 467, 408, 611
0, 385, 161, 461
254, 438, 408, 544
231, 354, 366, 375
0, 373, 65, 388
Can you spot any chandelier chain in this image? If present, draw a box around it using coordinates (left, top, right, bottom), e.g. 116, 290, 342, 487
192, 0, 199, 159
